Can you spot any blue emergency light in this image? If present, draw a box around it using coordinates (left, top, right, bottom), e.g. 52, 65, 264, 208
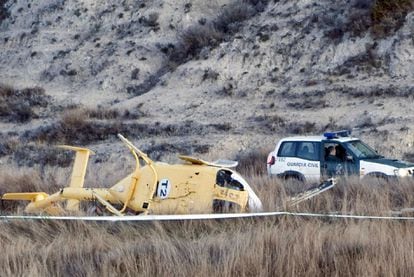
323, 130, 351, 139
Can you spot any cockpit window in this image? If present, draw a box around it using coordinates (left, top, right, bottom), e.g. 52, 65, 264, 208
345, 140, 381, 159
216, 170, 244, 190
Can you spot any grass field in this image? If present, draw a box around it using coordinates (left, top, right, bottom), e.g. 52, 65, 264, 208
1, 160, 414, 276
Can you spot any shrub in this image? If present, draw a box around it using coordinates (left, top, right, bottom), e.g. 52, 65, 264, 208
402, 152, 414, 162
371, 0, 414, 37
322, 0, 413, 39
235, 148, 270, 176
169, 1, 267, 65
22, 117, 233, 145
287, 99, 328, 110
0, 84, 50, 123
0, 0, 9, 23
169, 23, 223, 64
144, 142, 210, 160
247, 115, 286, 134
13, 144, 73, 168
214, 2, 256, 34
139, 12, 159, 29
287, 121, 318, 134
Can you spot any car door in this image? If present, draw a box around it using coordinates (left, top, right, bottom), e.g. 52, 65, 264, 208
321, 141, 358, 179
295, 141, 321, 183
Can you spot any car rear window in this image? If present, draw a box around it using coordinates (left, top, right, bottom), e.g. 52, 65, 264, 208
297, 142, 319, 161
278, 142, 296, 157
278, 141, 320, 160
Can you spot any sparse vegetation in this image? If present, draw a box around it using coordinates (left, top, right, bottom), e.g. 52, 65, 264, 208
1, 0, 414, 274
0, 0, 8, 24
169, 1, 267, 65
287, 99, 328, 110
371, 0, 414, 37
1, 162, 414, 275
145, 142, 210, 160
21, 112, 232, 146
345, 86, 414, 99
235, 148, 270, 176
322, 0, 413, 40
287, 121, 319, 135
0, 84, 50, 123
139, 12, 159, 30
403, 152, 414, 162
12, 144, 73, 168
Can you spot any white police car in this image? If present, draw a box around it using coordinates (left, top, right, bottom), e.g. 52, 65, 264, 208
267, 130, 414, 183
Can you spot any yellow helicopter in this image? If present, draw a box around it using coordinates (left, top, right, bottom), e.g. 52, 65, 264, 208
1, 134, 263, 216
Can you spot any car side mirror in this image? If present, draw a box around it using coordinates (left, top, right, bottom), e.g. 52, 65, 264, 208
346, 155, 354, 162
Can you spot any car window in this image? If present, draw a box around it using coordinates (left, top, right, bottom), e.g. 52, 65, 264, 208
323, 143, 346, 161
345, 140, 380, 159
297, 142, 319, 161
278, 142, 297, 157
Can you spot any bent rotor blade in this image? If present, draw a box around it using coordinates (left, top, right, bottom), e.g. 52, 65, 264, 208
287, 178, 335, 207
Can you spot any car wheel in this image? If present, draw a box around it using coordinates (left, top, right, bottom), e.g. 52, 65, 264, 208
362, 173, 390, 186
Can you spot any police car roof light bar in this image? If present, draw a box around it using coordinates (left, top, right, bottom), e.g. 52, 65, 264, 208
323, 130, 351, 139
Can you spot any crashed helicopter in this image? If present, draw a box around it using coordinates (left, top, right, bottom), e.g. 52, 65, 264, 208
1, 134, 264, 216
1, 134, 334, 218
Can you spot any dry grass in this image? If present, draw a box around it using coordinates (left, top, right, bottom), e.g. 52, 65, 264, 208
2, 156, 414, 275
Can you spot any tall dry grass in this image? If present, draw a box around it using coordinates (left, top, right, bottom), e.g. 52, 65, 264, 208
1, 156, 414, 276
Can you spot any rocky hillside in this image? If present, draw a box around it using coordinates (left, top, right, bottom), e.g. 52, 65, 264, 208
1, 0, 414, 168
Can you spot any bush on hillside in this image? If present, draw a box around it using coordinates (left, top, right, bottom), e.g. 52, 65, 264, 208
0, 84, 50, 123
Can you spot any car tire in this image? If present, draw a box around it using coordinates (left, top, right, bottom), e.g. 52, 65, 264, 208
362, 173, 390, 186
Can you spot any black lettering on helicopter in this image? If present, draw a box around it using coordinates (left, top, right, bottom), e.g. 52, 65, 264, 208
157, 179, 171, 199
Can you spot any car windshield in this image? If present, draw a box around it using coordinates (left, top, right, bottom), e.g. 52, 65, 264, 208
344, 140, 382, 159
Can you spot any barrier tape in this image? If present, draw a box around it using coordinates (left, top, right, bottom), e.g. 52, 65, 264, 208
2, 211, 414, 222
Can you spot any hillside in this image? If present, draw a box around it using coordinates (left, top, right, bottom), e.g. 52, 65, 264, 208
1, 0, 414, 167
1, 1, 414, 276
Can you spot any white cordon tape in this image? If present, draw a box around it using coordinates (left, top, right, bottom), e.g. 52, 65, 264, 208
2, 211, 414, 222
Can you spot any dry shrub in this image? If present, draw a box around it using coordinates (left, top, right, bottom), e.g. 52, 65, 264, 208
287, 99, 328, 110
235, 148, 271, 177
171, 23, 224, 63
287, 121, 319, 134
0, 138, 18, 157
246, 114, 286, 133
403, 152, 414, 162
0, 0, 8, 23
346, 85, 414, 99
12, 144, 73, 168
22, 113, 231, 146
145, 142, 210, 160
140, 12, 159, 28
323, 0, 413, 39
169, 1, 266, 65
371, 0, 414, 37
0, 84, 50, 123
214, 2, 256, 34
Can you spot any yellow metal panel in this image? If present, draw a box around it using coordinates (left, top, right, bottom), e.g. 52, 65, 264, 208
57, 145, 94, 211
25, 192, 62, 213
2, 192, 49, 202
